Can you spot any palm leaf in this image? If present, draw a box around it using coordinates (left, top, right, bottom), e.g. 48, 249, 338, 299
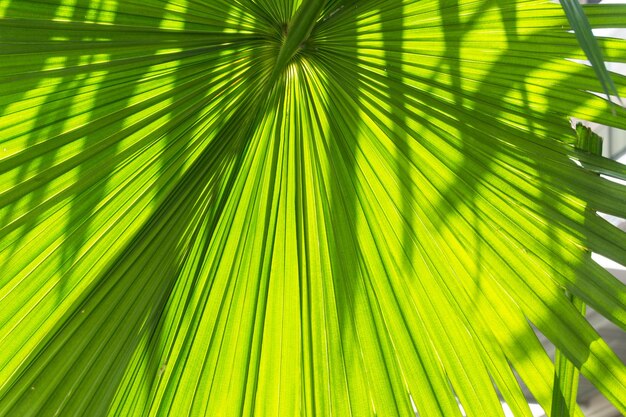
1, 0, 626, 416
559, 0, 620, 106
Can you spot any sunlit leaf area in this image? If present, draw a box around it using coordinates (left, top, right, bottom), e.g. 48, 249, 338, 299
1, 0, 626, 416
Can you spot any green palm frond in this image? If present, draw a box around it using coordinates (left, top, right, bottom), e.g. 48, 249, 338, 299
559, 0, 620, 106
1, 0, 626, 416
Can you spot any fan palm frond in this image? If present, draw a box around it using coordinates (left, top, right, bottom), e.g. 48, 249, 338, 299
1, 0, 626, 416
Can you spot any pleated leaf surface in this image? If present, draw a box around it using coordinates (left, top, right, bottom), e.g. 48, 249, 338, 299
1, 0, 626, 416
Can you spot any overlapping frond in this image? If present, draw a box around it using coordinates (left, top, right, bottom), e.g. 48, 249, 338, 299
1, 0, 626, 416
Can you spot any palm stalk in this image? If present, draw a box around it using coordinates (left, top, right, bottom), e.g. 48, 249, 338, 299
551, 124, 603, 417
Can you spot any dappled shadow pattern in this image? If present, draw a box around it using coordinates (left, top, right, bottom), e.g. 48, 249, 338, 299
2, 0, 626, 416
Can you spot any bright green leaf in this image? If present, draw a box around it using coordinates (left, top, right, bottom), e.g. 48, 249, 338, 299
1, 1, 626, 416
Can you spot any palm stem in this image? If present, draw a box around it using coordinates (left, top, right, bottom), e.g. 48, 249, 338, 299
550, 124, 602, 417
551, 293, 586, 416
270, 0, 325, 82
